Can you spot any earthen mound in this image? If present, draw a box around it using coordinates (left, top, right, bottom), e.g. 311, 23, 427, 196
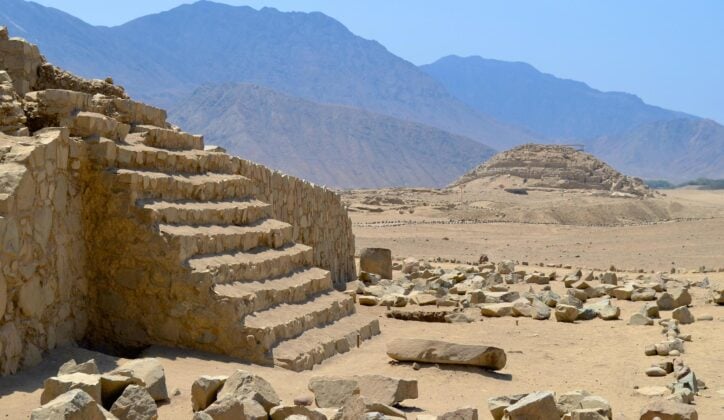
452, 144, 652, 197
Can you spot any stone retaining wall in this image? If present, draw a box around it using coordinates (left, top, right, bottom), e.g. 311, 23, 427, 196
234, 160, 356, 288
0, 128, 88, 374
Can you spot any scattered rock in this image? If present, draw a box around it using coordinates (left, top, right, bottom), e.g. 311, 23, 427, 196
386, 338, 506, 370
217, 370, 280, 412
360, 248, 393, 279
639, 399, 698, 420
488, 393, 527, 420
672, 306, 695, 324
481, 303, 514, 317
58, 359, 100, 376
629, 313, 653, 326
438, 407, 479, 420
191, 375, 227, 412
41, 373, 103, 405
359, 295, 381, 306
555, 305, 579, 322
198, 396, 245, 420
354, 374, 418, 405
631, 288, 656, 301
110, 358, 168, 402
645, 366, 668, 377
309, 376, 360, 408
110, 384, 158, 420
31, 389, 113, 420
504, 391, 559, 419
270, 405, 327, 420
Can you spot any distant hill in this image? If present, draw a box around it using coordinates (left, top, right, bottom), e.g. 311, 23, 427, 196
0, 0, 533, 150
421, 55, 691, 140
591, 118, 724, 182
171, 84, 495, 188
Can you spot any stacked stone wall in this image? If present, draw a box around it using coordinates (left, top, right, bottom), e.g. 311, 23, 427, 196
234, 160, 356, 288
0, 128, 88, 374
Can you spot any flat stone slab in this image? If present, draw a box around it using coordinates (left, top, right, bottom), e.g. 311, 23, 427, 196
386, 338, 506, 370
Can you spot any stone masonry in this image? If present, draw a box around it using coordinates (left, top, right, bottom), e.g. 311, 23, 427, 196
0, 28, 375, 375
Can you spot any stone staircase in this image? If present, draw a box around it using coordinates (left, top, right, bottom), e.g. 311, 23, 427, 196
37, 92, 379, 371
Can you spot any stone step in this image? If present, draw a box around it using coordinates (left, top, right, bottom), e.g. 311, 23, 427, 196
242, 291, 357, 355
97, 141, 237, 175
136, 125, 204, 151
160, 219, 294, 261
139, 198, 271, 225
273, 314, 381, 371
112, 169, 252, 201
213, 267, 333, 315
188, 242, 314, 284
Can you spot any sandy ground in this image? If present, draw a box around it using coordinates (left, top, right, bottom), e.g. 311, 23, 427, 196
351, 189, 724, 272
1, 189, 723, 419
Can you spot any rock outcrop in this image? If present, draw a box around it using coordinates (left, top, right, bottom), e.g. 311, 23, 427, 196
0, 27, 373, 375
452, 144, 652, 197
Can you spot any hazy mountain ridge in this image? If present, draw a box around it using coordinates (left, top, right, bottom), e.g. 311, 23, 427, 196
591, 118, 724, 182
171, 83, 495, 188
421, 55, 692, 140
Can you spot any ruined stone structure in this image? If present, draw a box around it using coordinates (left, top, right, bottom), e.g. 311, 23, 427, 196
453, 143, 652, 197
0, 28, 377, 375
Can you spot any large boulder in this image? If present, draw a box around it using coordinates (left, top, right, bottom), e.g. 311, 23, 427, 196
354, 375, 418, 405
308, 376, 360, 408
360, 248, 393, 279
555, 305, 579, 322
503, 391, 558, 419
672, 306, 695, 324
31, 389, 114, 420
386, 339, 506, 370
438, 407, 478, 419
192, 375, 227, 412
710, 279, 724, 304
41, 373, 103, 405
110, 358, 168, 402
217, 370, 280, 412
100, 374, 140, 408
480, 303, 514, 317
639, 399, 698, 420
488, 393, 527, 420
198, 396, 245, 420
669, 288, 692, 307
58, 359, 100, 376
110, 384, 158, 420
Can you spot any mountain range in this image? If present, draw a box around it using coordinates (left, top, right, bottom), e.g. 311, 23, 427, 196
1, 0, 722, 185
172, 83, 495, 188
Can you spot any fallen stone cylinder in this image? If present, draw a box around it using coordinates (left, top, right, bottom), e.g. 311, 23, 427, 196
386, 338, 506, 370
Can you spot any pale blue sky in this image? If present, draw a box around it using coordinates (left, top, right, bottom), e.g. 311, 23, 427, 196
31, 0, 724, 122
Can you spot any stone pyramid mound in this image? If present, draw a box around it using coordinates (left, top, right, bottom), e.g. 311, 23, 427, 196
0, 26, 377, 375
452, 144, 652, 197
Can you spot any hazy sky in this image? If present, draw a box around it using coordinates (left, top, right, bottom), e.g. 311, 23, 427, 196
31, 0, 724, 122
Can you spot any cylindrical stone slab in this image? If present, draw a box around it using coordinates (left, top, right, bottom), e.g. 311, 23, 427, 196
359, 248, 392, 279
386, 338, 506, 370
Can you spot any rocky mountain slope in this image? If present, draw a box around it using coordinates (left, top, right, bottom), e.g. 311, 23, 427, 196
171, 84, 495, 188
452, 144, 652, 197
591, 118, 724, 182
0, 0, 533, 150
